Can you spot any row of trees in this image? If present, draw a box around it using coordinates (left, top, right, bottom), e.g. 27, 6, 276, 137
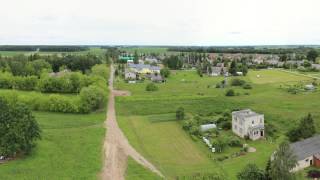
0, 45, 88, 52
0, 54, 102, 76
0, 64, 109, 113
0, 64, 107, 93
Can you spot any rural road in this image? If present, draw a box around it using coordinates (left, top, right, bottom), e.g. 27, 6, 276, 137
101, 64, 163, 180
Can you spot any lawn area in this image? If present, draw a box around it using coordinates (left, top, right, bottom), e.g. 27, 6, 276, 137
115, 69, 320, 179
248, 69, 311, 84
0, 111, 106, 180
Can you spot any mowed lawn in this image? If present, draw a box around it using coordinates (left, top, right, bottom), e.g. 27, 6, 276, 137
115, 69, 320, 179
118, 115, 220, 178
248, 69, 311, 84
0, 111, 106, 180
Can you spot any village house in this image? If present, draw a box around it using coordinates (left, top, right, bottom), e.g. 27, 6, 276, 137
232, 109, 265, 141
128, 64, 161, 74
210, 66, 228, 76
289, 135, 320, 172
124, 70, 137, 80
312, 64, 320, 70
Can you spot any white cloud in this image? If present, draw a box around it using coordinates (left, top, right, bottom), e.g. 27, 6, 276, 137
0, 0, 319, 45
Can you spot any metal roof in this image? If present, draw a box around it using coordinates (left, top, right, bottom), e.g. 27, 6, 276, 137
290, 135, 320, 161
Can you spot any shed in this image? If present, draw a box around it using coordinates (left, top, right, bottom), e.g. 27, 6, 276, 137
200, 124, 217, 132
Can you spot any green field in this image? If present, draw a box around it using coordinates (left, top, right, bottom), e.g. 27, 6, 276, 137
0, 111, 106, 179
117, 69, 320, 179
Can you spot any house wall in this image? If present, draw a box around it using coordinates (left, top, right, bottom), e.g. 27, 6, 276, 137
232, 114, 264, 140
313, 156, 320, 168
291, 156, 313, 172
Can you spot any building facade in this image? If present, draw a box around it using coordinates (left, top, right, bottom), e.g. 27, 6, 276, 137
232, 109, 264, 141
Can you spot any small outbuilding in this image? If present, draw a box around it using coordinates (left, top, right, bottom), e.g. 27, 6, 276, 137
200, 124, 217, 132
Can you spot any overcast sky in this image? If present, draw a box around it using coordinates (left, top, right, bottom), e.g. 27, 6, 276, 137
1, 0, 320, 45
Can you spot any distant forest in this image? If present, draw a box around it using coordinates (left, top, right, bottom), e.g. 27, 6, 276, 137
168, 46, 317, 54
0, 46, 89, 52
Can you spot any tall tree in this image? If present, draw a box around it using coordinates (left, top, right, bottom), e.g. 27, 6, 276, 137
229, 60, 237, 76
271, 141, 297, 180
307, 50, 319, 62
133, 50, 139, 64
0, 98, 41, 157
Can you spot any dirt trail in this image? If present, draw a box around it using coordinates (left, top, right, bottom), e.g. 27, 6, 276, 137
101, 65, 163, 180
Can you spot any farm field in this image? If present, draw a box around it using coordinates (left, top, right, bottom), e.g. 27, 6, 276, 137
0, 111, 106, 180
115, 69, 320, 179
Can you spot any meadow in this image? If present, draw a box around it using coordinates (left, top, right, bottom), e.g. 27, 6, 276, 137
116, 69, 318, 179
0, 111, 106, 179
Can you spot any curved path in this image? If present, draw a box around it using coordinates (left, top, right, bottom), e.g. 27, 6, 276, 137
101, 65, 163, 180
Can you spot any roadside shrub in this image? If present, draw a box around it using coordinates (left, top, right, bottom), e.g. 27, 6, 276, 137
242, 84, 252, 89
216, 83, 222, 88
231, 78, 246, 86
225, 89, 235, 96
91, 64, 109, 80
79, 85, 107, 113
146, 83, 158, 91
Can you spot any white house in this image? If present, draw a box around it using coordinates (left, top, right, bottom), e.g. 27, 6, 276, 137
232, 109, 265, 141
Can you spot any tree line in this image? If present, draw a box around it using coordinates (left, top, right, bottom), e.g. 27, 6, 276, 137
0, 45, 89, 52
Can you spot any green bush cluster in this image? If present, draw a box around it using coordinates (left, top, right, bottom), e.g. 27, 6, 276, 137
0, 73, 38, 90
0, 64, 109, 113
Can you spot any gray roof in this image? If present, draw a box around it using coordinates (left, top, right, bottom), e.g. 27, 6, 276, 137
128, 64, 160, 71
232, 109, 262, 118
290, 135, 320, 160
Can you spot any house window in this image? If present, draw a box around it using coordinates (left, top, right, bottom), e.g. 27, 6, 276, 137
260, 118, 263, 123
234, 125, 237, 130
305, 159, 309, 162
252, 121, 254, 124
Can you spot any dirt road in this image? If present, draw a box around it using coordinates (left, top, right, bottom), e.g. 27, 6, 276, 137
101, 65, 163, 180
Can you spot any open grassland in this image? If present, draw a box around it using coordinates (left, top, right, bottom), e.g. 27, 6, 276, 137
116, 69, 320, 179
0, 111, 106, 180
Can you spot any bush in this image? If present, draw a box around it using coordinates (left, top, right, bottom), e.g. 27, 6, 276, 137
228, 137, 242, 147
221, 121, 231, 130
225, 89, 235, 96
176, 107, 185, 120
0, 97, 41, 157
243, 84, 252, 89
216, 83, 222, 88
231, 78, 246, 86
146, 83, 158, 91
79, 85, 107, 113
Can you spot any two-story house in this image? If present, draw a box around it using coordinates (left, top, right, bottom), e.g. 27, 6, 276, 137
232, 109, 265, 140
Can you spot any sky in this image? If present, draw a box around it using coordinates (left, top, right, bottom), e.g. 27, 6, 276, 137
0, 0, 320, 46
